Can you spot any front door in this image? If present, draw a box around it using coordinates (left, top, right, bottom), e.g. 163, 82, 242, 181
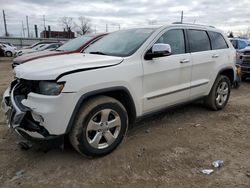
142, 29, 192, 113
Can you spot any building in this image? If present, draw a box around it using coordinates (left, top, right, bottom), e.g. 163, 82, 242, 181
40, 30, 75, 39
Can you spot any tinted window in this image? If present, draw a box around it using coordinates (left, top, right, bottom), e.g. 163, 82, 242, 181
230, 39, 238, 49
156, 29, 185, 55
208, 31, 228, 50
188, 30, 211, 52
238, 40, 248, 49
47, 44, 60, 49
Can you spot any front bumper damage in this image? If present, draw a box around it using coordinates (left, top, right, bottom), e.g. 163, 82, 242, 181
1, 80, 64, 146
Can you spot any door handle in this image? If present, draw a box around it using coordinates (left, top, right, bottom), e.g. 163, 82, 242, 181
180, 59, 190, 64
212, 54, 219, 58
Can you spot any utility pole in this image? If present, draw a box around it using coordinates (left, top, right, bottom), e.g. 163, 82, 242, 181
2, 10, 8, 36
181, 11, 184, 23
48, 25, 51, 38
22, 21, 25, 37
26, 16, 30, 37
106, 24, 108, 32
118, 24, 120, 30
43, 15, 46, 38
34, 25, 38, 38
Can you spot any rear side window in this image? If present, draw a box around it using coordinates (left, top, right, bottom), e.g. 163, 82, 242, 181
187, 30, 211, 53
208, 31, 228, 50
156, 29, 185, 55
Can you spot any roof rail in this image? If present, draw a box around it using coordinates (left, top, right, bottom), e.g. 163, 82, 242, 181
172, 22, 215, 28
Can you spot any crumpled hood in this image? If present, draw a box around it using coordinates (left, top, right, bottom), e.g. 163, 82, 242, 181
14, 53, 123, 80
13, 50, 61, 64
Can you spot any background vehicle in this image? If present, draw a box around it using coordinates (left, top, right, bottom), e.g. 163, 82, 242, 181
2, 24, 236, 157
0, 44, 5, 57
229, 38, 249, 51
21, 41, 60, 50
236, 46, 250, 81
35, 43, 62, 51
0, 43, 17, 57
12, 33, 107, 67
0, 41, 14, 46
16, 43, 62, 57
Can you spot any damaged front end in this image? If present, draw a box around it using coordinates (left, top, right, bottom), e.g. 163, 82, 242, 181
1, 79, 64, 146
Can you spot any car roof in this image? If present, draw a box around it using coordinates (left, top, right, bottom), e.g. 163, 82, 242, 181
117, 23, 222, 33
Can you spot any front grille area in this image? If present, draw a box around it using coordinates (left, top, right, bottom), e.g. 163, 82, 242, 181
244, 51, 250, 55
14, 79, 39, 98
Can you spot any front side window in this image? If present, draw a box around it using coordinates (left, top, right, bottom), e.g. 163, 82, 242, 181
188, 30, 211, 53
84, 28, 155, 57
156, 29, 185, 55
208, 31, 228, 50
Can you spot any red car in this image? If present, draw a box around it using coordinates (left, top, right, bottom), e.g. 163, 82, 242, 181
12, 33, 107, 68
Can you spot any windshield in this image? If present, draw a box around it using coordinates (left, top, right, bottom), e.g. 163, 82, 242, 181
84, 28, 155, 57
34, 44, 46, 50
57, 36, 93, 51
39, 44, 53, 50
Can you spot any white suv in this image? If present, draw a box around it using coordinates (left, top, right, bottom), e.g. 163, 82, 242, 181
2, 23, 236, 157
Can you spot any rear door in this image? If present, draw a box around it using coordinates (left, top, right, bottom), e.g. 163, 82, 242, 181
187, 29, 215, 99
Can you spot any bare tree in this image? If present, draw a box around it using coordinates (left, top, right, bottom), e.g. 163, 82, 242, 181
59, 17, 75, 38
228, 31, 234, 38
59, 16, 74, 31
238, 27, 250, 39
75, 16, 91, 35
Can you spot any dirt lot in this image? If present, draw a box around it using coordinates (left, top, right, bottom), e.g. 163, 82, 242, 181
0, 57, 249, 188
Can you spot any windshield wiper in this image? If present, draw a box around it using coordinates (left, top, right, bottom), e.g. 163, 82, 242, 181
89, 51, 107, 55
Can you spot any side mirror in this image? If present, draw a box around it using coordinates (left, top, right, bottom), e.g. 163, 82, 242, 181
145, 43, 172, 60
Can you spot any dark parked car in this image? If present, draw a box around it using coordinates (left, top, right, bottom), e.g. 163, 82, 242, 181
12, 33, 107, 67
236, 46, 250, 81
0, 44, 5, 57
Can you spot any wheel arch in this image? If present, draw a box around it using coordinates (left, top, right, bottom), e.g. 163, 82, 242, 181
65, 86, 137, 134
5, 51, 13, 56
217, 67, 235, 85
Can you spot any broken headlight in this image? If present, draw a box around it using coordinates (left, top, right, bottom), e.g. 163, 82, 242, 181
38, 81, 65, 96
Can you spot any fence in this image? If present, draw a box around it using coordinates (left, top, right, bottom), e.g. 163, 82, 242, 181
0, 37, 69, 49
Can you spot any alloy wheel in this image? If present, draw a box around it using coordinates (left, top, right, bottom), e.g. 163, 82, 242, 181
216, 81, 229, 106
86, 109, 121, 149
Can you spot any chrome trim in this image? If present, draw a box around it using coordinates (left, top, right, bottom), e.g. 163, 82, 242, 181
147, 81, 209, 100
9, 84, 26, 128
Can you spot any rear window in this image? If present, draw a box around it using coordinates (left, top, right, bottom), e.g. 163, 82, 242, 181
187, 30, 211, 53
208, 31, 228, 50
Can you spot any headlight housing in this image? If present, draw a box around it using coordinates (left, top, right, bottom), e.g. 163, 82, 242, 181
38, 81, 65, 96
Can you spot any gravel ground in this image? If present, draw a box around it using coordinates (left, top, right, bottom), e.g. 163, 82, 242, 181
0, 57, 249, 188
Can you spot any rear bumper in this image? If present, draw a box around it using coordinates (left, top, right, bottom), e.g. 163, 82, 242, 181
1, 83, 68, 145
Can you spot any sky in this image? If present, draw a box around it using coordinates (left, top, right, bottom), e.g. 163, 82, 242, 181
0, 0, 250, 37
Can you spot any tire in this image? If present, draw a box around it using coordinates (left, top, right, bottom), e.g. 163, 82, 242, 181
241, 75, 247, 82
205, 75, 231, 110
233, 74, 241, 89
69, 96, 128, 157
5, 51, 12, 57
